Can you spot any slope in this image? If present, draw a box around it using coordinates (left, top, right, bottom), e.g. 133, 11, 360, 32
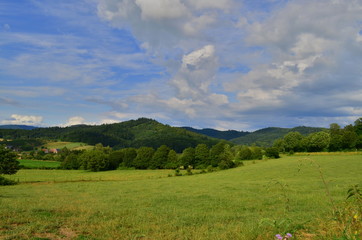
182, 127, 249, 140
0, 118, 220, 152
230, 126, 326, 146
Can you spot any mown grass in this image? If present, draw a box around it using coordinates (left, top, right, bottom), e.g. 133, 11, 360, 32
1, 154, 361, 240
18, 159, 61, 169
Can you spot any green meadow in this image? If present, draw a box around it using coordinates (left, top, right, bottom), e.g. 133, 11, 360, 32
44, 142, 93, 151
18, 159, 61, 169
1, 154, 361, 240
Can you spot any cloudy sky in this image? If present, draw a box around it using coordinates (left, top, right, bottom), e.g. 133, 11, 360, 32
1, 0, 361, 130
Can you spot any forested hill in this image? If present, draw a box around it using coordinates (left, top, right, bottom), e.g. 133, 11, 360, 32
0, 118, 220, 152
0, 120, 327, 149
230, 126, 326, 146
0, 125, 38, 130
182, 127, 249, 140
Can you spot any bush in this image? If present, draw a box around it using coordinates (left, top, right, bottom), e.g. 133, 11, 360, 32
174, 168, 182, 176
0, 176, 17, 186
265, 147, 280, 159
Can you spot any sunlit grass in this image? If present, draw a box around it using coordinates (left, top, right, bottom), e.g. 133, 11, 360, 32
1, 154, 361, 239
18, 159, 61, 169
44, 141, 93, 150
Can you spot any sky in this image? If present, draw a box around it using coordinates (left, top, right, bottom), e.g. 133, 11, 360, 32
0, 0, 362, 131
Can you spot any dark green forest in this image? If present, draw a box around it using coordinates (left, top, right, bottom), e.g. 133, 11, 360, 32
0, 118, 219, 152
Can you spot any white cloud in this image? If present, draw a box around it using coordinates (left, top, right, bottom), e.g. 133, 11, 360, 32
135, 0, 188, 20
186, 0, 232, 10
172, 44, 218, 99
97, 0, 235, 53
226, 0, 362, 119
2, 114, 43, 126
64, 116, 86, 126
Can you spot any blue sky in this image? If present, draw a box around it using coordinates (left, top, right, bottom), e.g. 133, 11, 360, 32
1, 0, 361, 131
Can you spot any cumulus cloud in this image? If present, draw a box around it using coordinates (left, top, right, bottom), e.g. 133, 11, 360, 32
2, 114, 43, 126
63, 116, 86, 126
135, 0, 188, 20
226, 0, 362, 121
97, 0, 235, 52
172, 44, 218, 99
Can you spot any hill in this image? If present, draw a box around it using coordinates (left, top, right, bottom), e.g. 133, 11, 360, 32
230, 126, 326, 146
0, 125, 38, 130
182, 127, 249, 140
0, 119, 328, 150
0, 118, 220, 152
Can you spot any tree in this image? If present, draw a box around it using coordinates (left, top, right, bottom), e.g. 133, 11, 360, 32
194, 144, 210, 168
150, 145, 170, 169
134, 147, 154, 169
210, 142, 227, 167
273, 138, 286, 152
0, 145, 20, 175
250, 146, 263, 160
121, 148, 137, 168
217, 144, 235, 169
238, 146, 253, 160
108, 150, 124, 170
79, 150, 109, 171
60, 151, 82, 170
329, 123, 343, 151
341, 129, 358, 150
283, 132, 303, 152
179, 147, 195, 167
209, 142, 233, 168
165, 149, 180, 169
354, 118, 362, 135
265, 147, 280, 158
305, 132, 330, 152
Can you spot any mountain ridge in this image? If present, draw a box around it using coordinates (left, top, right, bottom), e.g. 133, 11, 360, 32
0, 125, 39, 130
0, 119, 326, 148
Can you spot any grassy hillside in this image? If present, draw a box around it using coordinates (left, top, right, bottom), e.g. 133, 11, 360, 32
2, 154, 361, 239
0, 118, 220, 152
231, 126, 326, 146
44, 141, 93, 151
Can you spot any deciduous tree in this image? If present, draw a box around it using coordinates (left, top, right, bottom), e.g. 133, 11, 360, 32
0, 145, 20, 175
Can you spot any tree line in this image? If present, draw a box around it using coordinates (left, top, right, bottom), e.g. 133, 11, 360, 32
273, 118, 362, 153
58, 142, 279, 172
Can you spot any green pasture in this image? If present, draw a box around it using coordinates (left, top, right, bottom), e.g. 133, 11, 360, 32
44, 141, 93, 151
1, 154, 361, 239
18, 159, 61, 169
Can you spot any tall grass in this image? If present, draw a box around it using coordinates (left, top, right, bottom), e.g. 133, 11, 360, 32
0, 154, 361, 239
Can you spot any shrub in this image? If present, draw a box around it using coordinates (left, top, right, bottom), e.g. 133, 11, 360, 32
0, 175, 16, 186
174, 168, 182, 176
265, 147, 280, 159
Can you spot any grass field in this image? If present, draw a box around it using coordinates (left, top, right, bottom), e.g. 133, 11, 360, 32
1, 154, 361, 239
44, 142, 93, 151
18, 159, 61, 169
